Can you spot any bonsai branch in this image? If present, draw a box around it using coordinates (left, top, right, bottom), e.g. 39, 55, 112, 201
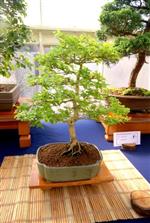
141, 19, 148, 24
131, 6, 149, 10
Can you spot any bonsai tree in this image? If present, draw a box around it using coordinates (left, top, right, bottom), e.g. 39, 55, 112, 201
0, 0, 31, 77
16, 32, 129, 155
97, 0, 150, 90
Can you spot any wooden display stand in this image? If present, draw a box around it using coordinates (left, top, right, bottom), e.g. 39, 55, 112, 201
29, 160, 114, 189
100, 113, 150, 141
0, 98, 31, 148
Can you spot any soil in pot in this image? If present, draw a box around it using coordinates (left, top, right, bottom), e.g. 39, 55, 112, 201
38, 142, 100, 167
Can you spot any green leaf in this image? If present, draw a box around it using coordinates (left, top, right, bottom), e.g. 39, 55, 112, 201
0, 0, 31, 77
16, 32, 129, 129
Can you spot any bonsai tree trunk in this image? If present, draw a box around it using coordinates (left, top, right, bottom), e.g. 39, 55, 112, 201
64, 68, 81, 156
128, 52, 146, 88
68, 119, 82, 155
63, 118, 81, 156
129, 19, 150, 88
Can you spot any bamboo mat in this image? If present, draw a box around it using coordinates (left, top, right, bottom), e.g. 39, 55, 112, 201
1, 150, 150, 223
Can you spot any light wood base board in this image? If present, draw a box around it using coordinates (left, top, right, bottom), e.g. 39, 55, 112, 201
29, 160, 114, 189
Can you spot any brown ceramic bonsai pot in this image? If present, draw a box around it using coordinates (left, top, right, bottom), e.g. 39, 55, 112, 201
0, 84, 20, 111
36, 142, 103, 182
114, 95, 150, 112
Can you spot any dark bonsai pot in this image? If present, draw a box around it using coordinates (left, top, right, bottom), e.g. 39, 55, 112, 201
0, 84, 20, 111
36, 142, 103, 182
114, 95, 150, 112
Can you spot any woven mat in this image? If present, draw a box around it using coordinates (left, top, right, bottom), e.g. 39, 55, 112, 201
1, 150, 150, 223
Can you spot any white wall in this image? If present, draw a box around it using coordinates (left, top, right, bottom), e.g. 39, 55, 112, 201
100, 56, 150, 90
25, 0, 105, 30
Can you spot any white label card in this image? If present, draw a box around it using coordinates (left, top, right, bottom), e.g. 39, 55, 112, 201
113, 131, 141, 147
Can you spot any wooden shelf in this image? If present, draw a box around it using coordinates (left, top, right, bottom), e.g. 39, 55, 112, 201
99, 113, 150, 141
0, 98, 31, 148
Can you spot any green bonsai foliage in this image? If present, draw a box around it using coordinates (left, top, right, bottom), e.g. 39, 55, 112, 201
97, 0, 150, 88
110, 87, 150, 96
122, 87, 150, 96
16, 32, 129, 155
0, 0, 31, 77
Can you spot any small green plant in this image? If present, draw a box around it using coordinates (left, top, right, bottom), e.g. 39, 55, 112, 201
97, 0, 150, 88
16, 32, 129, 155
0, 0, 31, 77
110, 87, 150, 96
122, 88, 150, 96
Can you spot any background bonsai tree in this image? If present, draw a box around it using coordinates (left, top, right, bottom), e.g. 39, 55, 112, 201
97, 0, 150, 90
0, 0, 31, 77
16, 32, 129, 155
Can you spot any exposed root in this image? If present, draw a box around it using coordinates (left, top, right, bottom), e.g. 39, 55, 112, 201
61, 141, 82, 156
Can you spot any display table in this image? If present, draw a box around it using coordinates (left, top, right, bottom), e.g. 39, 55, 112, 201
0, 98, 31, 148
100, 113, 150, 141
1, 150, 150, 223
